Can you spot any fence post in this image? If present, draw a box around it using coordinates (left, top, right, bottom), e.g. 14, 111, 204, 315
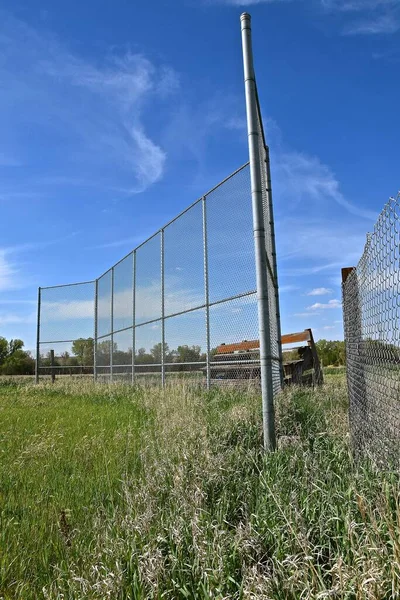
202, 196, 211, 390
94, 279, 98, 382
35, 287, 41, 384
50, 349, 55, 384
161, 229, 166, 387
241, 12, 276, 450
110, 268, 114, 383
132, 251, 136, 385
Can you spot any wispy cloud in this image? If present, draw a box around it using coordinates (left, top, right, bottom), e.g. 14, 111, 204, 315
277, 218, 367, 277
91, 235, 150, 250
0, 299, 36, 305
0, 13, 179, 200
344, 12, 399, 33
307, 298, 342, 309
0, 312, 36, 325
274, 151, 377, 221
0, 251, 18, 293
307, 287, 333, 296
208, 0, 400, 35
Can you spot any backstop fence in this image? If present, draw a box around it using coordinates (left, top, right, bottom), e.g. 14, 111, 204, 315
37, 160, 282, 390
342, 192, 400, 465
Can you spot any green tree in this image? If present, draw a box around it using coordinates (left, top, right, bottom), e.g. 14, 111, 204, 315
71, 338, 94, 366
150, 343, 171, 364
8, 339, 24, 354
0, 338, 35, 375
1, 349, 35, 375
315, 339, 346, 367
174, 345, 202, 363
0, 337, 8, 365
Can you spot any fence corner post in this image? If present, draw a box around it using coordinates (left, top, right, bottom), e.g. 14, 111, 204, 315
241, 11, 276, 451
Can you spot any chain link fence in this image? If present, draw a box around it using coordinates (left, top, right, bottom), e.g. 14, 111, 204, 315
342, 192, 400, 465
37, 160, 283, 391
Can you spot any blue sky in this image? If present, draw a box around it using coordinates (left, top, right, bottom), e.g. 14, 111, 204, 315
0, 0, 399, 353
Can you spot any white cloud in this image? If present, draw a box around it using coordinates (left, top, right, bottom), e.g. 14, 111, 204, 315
0, 14, 177, 198
293, 311, 321, 317
0, 312, 36, 325
308, 299, 342, 310
322, 325, 336, 330
208, 0, 400, 36
0, 251, 18, 292
307, 287, 333, 296
277, 218, 369, 277
344, 13, 399, 33
275, 151, 377, 221
321, 0, 397, 11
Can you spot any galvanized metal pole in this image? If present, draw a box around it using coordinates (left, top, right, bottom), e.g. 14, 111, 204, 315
202, 196, 211, 390
35, 287, 41, 384
94, 279, 98, 382
264, 146, 284, 386
241, 12, 276, 450
110, 268, 114, 383
161, 229, 166, 387
132, 251, 136, 385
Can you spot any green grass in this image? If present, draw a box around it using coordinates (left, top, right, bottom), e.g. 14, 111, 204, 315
0, 375, 400, 599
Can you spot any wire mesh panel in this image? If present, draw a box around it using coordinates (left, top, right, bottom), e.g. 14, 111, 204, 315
38, 164, 283, 397
134, 321, 162, 383
209, 294, 259, 386
97, 271, 112, 339
206, 165, 256, 303
164, 201, 204, 317
96, 336, 111, 382
113, 329, 133, 381
164, 308, 207, 383
38, 282, 95, 378
135, 234, 161, 325
113, 253, 133, 333
342, 193, 400, 465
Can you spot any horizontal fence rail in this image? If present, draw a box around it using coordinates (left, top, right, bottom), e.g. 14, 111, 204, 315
342, 192, 400, 465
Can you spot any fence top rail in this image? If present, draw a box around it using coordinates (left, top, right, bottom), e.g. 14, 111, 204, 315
40, 280, 95, 291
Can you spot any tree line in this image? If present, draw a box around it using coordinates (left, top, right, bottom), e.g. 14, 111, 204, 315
0, 338, 35, 375
40, 338, 207, 370
44, 337, 347, 368
0, 335, 349, 376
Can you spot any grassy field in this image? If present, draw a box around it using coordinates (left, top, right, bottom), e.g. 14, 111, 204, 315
0, 374, 400, 599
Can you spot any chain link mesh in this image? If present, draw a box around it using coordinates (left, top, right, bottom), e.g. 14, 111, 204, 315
342, 193, 400, 465
38, 282, 95, 378
38, 150, 283, 392
256, 92, 283, 395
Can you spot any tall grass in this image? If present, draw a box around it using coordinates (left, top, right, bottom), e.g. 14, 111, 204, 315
0, 375, 399, 599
